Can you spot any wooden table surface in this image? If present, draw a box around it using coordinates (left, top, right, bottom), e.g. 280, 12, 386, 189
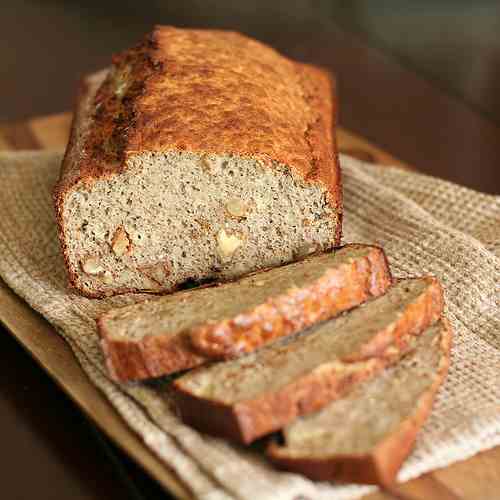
1, 5, 499, 500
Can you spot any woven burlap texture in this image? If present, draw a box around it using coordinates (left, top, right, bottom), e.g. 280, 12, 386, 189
0, 151, 498, 500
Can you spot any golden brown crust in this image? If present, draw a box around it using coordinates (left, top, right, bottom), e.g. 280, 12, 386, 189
345, 277, 444, 362
173, 277, 444, 444
267, 318, 452, 485
53, 75, 96, 296
98, 318, 206, 382
98, 244, 391, 382
174, 356, 385, 444
295, 64, 342, 232
190, 245, 391, 359
53, 26, 341, 297
55, 26, 341, 194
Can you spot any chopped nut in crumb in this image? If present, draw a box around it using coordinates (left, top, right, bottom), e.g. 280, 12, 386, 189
102, 271, 113, 284
217, 229, 242, 258
200, 156, 212, 173
81, 257, 105, 275
140, 261, 171, 284
111, 227, 131, 256
226, 198, 249, 218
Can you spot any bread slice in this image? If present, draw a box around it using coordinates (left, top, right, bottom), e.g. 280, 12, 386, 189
98, 244, 391, 382
172, 277, 443, 444
267, 318, 452, 486
54, 26, 342, 298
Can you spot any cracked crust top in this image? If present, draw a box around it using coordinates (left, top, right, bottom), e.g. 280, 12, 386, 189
55, 25, 341, 212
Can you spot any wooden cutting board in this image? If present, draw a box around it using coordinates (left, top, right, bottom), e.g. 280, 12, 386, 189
0, 113, 498, 500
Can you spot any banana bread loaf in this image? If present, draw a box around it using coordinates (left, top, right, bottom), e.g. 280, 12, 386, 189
173, 277, 443, 444
54, 26, 341, 298
268, 318, 452, 485
98, 245, 391, 382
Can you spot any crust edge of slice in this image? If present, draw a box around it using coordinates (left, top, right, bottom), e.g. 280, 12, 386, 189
98, 323, 206, 382
267, 317, 452, 486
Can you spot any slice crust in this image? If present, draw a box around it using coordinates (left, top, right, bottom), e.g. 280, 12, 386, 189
98, 244, 391, 382
268, 318, 452, 486
172, 277, 443, 444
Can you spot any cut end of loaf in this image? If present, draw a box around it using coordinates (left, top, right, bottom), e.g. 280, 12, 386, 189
59, 151, 339, 297
55, 27, 342, 296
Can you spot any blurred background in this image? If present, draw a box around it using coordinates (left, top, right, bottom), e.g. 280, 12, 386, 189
3, 0, 500, 122
2, 1, 500, 192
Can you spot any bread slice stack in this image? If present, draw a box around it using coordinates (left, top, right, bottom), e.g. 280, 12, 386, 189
56, 26, 450, 487
96, 243, 450, 485
268, 319, 452, 485
98, 244, 391, 381
173, 277, 443, 443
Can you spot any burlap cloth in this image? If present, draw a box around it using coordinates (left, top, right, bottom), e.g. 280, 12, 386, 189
0, 150, 498, 500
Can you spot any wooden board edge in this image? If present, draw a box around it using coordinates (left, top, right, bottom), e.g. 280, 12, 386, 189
0, 279, 192, 500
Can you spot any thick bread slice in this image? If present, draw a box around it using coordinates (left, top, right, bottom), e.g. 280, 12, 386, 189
98, 245, 391, 382
173, 277, 443, 444
54, 26, 341, 298
268, 318, 452, 486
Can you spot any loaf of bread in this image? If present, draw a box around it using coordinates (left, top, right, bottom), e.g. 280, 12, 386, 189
53, 26, 341, 298
98, 245, 391, 382
173, 277, 443, 444
268, 318, 452, 485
